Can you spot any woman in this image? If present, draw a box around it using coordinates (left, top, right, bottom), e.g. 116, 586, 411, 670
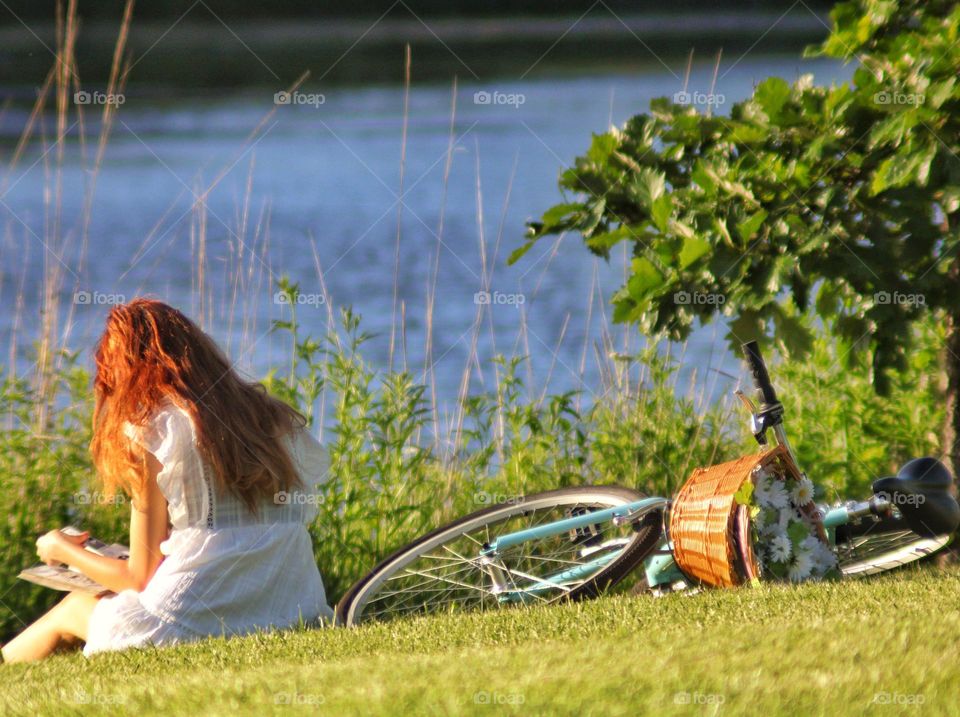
1, 298, 333, 662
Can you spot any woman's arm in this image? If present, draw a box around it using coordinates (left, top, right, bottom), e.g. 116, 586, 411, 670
36, 452, 169, 593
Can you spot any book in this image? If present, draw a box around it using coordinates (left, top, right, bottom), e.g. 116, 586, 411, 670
18, 527, 129, 596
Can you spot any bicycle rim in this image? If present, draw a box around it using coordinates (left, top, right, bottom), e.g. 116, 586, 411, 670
837, 529, 950, 576
337, 486, 664, 626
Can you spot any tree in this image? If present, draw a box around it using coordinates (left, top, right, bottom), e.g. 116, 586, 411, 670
511, 0, 960, 475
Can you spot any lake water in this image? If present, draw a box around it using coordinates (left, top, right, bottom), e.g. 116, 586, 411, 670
0, 53, 851, 412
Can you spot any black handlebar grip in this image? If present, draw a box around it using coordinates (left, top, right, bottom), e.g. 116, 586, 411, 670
742, 341, 778, 406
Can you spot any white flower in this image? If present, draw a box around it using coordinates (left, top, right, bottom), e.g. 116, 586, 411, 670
756, 477, 790, 510
778, 508, 792, 531
814, 543, 838, 573
768, 533, 792, 563
759, 518, 780, 538
797, 534, 837, 576
753, 472, 772, 501
791, 476, 816, 506
764, 519, 787, 539
771, 481, 790, 510
753, 509, 767, 532
788, 550, 814, 582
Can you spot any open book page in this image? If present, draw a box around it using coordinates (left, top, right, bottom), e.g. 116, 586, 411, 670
18, 529, 129, 595
17, 565, 110, 595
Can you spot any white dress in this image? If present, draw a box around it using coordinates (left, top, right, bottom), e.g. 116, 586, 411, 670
83, 400, 334, 656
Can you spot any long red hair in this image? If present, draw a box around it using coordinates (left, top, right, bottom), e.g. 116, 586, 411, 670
90, 298, 305, 512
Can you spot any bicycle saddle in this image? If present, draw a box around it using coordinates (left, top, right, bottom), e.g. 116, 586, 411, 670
872, 457, 960, 537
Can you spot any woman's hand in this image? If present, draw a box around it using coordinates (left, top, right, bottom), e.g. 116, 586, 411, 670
35, 529, 89, 566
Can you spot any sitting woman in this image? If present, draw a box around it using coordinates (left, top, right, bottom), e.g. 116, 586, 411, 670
1, 298, 333, 662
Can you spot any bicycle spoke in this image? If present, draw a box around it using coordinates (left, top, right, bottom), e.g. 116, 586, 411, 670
346, 492, 656, 624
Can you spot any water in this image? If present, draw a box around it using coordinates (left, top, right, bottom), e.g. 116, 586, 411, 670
0, 55, 851, 411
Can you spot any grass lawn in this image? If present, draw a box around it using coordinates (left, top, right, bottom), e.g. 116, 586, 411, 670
2, 566, 956, 715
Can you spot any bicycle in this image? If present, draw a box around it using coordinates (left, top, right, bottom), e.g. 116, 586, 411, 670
336, 341, 960, 626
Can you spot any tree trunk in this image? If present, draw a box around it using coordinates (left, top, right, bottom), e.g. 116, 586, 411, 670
940, 219, 960, 562
945, 313, 960, 481
946, 217, 960, 483
936, 313, 960, 564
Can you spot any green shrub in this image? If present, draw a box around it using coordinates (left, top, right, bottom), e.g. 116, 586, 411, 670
0, 353, 129, 643
756, 318, 945, 502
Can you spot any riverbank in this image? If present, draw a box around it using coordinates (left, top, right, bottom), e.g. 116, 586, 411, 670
0, 11, 830, 90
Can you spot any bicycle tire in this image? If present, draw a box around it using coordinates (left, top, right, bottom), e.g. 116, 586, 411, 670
336, 485, 665, 627
836, 523, 951, 576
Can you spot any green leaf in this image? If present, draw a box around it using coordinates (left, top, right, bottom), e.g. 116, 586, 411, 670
941, 186, 960, 215
824, 82, 852, 117
869, 143, 937, 195
584, 225, 635, 257
691, 160, 717, 195
767, 561, 787, 578
669, 218, 696, 241
754, 77, 792, 122
736, 209, 768, 242
611, 291, 636, 324
651, 195, 672, 233
627, 257, 666, 298
507, 241, 537, 266
542, 202, 584, 228
728, 122, 769, 144
772, 305, 814, 358
927, 77, 956, 109
678, 235, 711, 269
726, 310, 766, 350
586, 132, 618, 164
734, 480, 755, 506
632, 168, 666, 209
868, 113, 914, 149
712, 216, 733, 247
787, 519, 810, 547
581, 199, 606, 236
916, 142, 937, 186
814, 282, 841, 318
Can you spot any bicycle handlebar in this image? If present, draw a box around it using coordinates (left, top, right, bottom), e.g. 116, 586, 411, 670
742, 340, 778, 406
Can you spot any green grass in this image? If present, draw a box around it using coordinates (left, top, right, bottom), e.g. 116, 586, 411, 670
2, 566, 956, 716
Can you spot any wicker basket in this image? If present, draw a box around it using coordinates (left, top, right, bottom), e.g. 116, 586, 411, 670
669, 444, 825, 588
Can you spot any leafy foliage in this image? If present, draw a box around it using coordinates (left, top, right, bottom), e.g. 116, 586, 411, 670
515, 0, 960, 394
262, 302, 735, 601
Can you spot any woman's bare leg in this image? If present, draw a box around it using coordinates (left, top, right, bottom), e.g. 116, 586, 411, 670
1, 592, 100, 663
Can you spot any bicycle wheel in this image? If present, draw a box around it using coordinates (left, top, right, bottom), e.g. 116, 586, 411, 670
336, 485, 665, 627
836, 526, 950, 576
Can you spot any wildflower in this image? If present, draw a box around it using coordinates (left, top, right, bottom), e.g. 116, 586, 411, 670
800, 535, 837, 574
778, 508, 791, 531
814, 543, 838, 573
769, 480, 790, 510
756, 477, 789, 510
791, 476, 815, 506
788, 550, 814, 582
753, 472, 772, 504
753, 507, 768, 531
768, 533, 792, 563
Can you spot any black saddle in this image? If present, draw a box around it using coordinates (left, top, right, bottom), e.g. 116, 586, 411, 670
872, 457, 960, 537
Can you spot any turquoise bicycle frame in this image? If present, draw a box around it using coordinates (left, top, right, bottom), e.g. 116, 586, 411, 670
479, 497, 665, 602
479, 496, 855, 598
480, 497, 667, 555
